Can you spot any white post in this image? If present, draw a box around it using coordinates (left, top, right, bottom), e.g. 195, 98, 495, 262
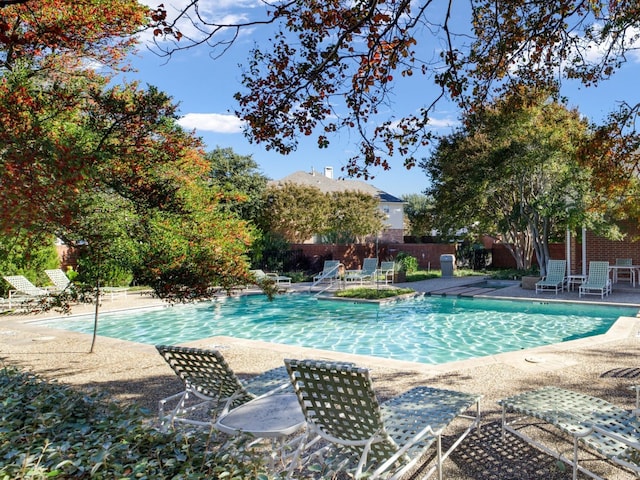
582, 226, 587, 276
565, 228, 571, 275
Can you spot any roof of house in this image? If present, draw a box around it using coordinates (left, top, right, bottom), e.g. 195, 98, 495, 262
272, 170, 404, 203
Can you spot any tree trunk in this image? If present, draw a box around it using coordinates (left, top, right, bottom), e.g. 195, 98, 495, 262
90, 278, 100, 353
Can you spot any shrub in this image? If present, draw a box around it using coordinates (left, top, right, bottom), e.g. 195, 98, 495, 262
0, 233, 60, 296
395, 252, 418, 273
336, 287, 415, 299
0, 366, 270, 479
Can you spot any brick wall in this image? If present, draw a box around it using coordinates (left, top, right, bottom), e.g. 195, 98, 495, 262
585, 222, 640, 267
56, 245, 79, 271
482, 242, 572, 270
292, 243, 455, 270
485, 226, 640, 273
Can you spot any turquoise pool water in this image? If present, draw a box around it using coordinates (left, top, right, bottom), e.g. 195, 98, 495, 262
36, 294, 638, 365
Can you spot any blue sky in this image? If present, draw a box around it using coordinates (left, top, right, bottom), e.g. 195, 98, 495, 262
127, 1, 640, 197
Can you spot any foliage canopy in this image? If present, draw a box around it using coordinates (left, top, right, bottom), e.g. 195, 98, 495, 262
422, 88, 593, 272
152, 0, 640, 184
0, 1, 257, 305
261, 182, 384, 243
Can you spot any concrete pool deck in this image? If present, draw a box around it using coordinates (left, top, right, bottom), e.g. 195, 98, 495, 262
1, 277, 640, 479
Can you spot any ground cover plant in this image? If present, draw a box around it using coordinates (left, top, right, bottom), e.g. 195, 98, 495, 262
0, 366, 270, 479
336, 287, 415, 300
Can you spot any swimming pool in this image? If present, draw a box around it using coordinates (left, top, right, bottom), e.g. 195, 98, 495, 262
36, 294, 638, 365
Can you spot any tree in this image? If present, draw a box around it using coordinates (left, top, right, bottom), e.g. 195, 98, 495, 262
261, 183, 329, 243
152, 1, 640, 184
0, 229, 59, 297
0, 1, 258, 324
323, 191, 385, 244
402, 194, 435, 238
0, 0, 148, 232
206, 147, 269, 224
422, 89, 593, 274
261, 183, 385, 244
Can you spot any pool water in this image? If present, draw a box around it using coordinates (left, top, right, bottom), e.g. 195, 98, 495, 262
36, 294, 638, 365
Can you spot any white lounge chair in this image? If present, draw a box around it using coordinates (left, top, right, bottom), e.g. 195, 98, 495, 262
44, 269, 72, 291
250, 269, 292, 286
3, 275, 50, 307
535, 259, 566, 294
376, 261, 395, 285
613, 258, 634, 285
579, 261, 612, 298
284, 358, 482, 480
344, 257, 378, 284
312, 260, 341, 284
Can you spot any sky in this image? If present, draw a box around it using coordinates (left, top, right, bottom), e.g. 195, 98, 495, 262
124, 1, 640, 198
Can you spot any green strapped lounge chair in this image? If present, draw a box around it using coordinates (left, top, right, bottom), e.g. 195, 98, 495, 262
579, 261, 612, 298
376, 261, 395, 285
535, 259, 567, 294
284, 359, 482, 480
344, 257, 378, 284
613, 258, 634, 285
156, 345, 290, 431
499, 386, 640, 480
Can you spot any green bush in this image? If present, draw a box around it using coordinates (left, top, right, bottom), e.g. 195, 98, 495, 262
0, 366, 271, 479
75, 255, 133, 287
0, 233, 60, 296
395, 252, 418, 273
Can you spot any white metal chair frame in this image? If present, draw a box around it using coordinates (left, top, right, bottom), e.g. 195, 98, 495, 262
284, 359, 482, 480
579, 261, 612, 298
500, 386, 640, 480
535, 259, 567, 294
156, 345, 289, 431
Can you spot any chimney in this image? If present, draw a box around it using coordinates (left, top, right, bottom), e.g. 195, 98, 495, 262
324, 166, 334, 179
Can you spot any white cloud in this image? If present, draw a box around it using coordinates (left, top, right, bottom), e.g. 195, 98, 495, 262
137, 0, 258, 46
427, 116, 459, 129
574, 24, 640, 64
178, 113, 245, 133
387, 114, 459, 132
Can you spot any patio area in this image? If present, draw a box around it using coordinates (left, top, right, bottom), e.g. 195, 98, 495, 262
1, 277, 639, 479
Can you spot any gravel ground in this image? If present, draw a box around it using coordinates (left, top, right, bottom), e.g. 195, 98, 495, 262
1, 281, 640, 479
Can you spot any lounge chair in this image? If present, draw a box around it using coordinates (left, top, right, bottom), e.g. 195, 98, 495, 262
499, 386, 640, 480
155, 345, 290, 431
376, 261, 395, 285
579, 261, 612, 298
344, 257, 378, 284
3, 275, 50, 307
250, 269, 292, 286
312, 260, 341, 284
44, 269, 72, 291
284, 359, 482, 480
535, 259, 567, 294
612, 258, 635, 285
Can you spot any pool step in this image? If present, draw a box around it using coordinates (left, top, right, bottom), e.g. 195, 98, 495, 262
429, 286, 500, 297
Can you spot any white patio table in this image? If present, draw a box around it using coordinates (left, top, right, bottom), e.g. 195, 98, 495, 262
215, 393, 305, 470
608, 265, 639, 287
